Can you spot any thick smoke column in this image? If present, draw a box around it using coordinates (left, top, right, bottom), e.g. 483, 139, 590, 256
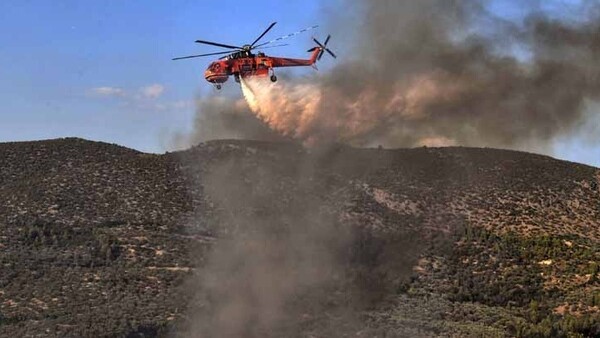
233, 0, 600, 150
184, 155, 361, 337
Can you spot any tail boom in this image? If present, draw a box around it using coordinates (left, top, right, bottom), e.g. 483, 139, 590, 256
269, 48, 320, 68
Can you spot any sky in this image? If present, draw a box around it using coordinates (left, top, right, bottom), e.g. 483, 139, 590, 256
0, 0, 598, 167
0, 1, 322, 152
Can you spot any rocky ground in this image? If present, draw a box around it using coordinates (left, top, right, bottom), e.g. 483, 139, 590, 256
0, 138, 598, 337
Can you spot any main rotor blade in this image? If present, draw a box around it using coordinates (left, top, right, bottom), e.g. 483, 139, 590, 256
172, 50, 235, 61
256, 43, 289, 50
253, 25, 319, 48
195, 39, 242, 50
215, 44, 288, 59
251, 21, 277, 47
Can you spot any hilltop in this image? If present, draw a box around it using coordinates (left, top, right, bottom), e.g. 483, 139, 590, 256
0, 138, 598, 337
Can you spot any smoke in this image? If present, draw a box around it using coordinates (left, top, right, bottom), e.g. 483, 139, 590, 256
313, 0, 600, 150
239, 73, 469, 147
170, 96, 286, 150
176, 1, 600, 335
183, 153, 363, 337
180, 145, 432, 336
182, 0, 600, 152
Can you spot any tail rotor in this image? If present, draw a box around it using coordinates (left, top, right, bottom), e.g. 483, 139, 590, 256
308, 34, 336, 61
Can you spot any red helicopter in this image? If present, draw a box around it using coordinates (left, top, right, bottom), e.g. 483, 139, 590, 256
172, 22, 336, 90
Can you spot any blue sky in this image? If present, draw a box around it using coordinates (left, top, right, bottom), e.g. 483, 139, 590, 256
0, 1, 322, 151
0, 1, 598, 167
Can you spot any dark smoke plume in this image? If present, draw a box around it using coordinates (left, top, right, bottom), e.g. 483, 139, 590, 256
312, 0, 600, 150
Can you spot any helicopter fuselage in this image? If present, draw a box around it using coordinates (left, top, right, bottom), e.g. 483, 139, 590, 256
203, 48, 321, 85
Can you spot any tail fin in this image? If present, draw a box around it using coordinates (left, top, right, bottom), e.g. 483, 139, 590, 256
307, 34, 336, 64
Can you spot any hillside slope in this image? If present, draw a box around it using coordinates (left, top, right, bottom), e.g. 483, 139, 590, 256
0, 138, 598, 337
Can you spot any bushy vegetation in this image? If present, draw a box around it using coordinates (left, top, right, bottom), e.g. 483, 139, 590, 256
1, 138, 599, 337
440, 225, 600, 337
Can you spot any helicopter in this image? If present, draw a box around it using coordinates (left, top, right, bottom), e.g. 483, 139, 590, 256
172, 22, 336, 90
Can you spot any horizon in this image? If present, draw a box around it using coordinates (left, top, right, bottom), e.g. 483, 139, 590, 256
1, 0, 599, 167
2, 136, 598, 170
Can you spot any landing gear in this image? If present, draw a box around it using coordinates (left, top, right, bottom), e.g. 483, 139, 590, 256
216, 84, 222, 90
268, 68, 278, 83
234, 74, 241, 83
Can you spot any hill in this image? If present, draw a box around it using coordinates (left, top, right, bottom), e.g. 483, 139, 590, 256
0, 138, 598, 337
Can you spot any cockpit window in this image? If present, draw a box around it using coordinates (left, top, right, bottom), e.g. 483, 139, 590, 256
208, 62, 222, 72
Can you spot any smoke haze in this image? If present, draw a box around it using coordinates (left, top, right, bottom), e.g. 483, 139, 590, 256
183, 149, 372, 337
170, 96, 286, 150
179, 1, 600, 336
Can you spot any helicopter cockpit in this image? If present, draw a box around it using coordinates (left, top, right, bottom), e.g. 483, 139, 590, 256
204, 61, 229, 88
